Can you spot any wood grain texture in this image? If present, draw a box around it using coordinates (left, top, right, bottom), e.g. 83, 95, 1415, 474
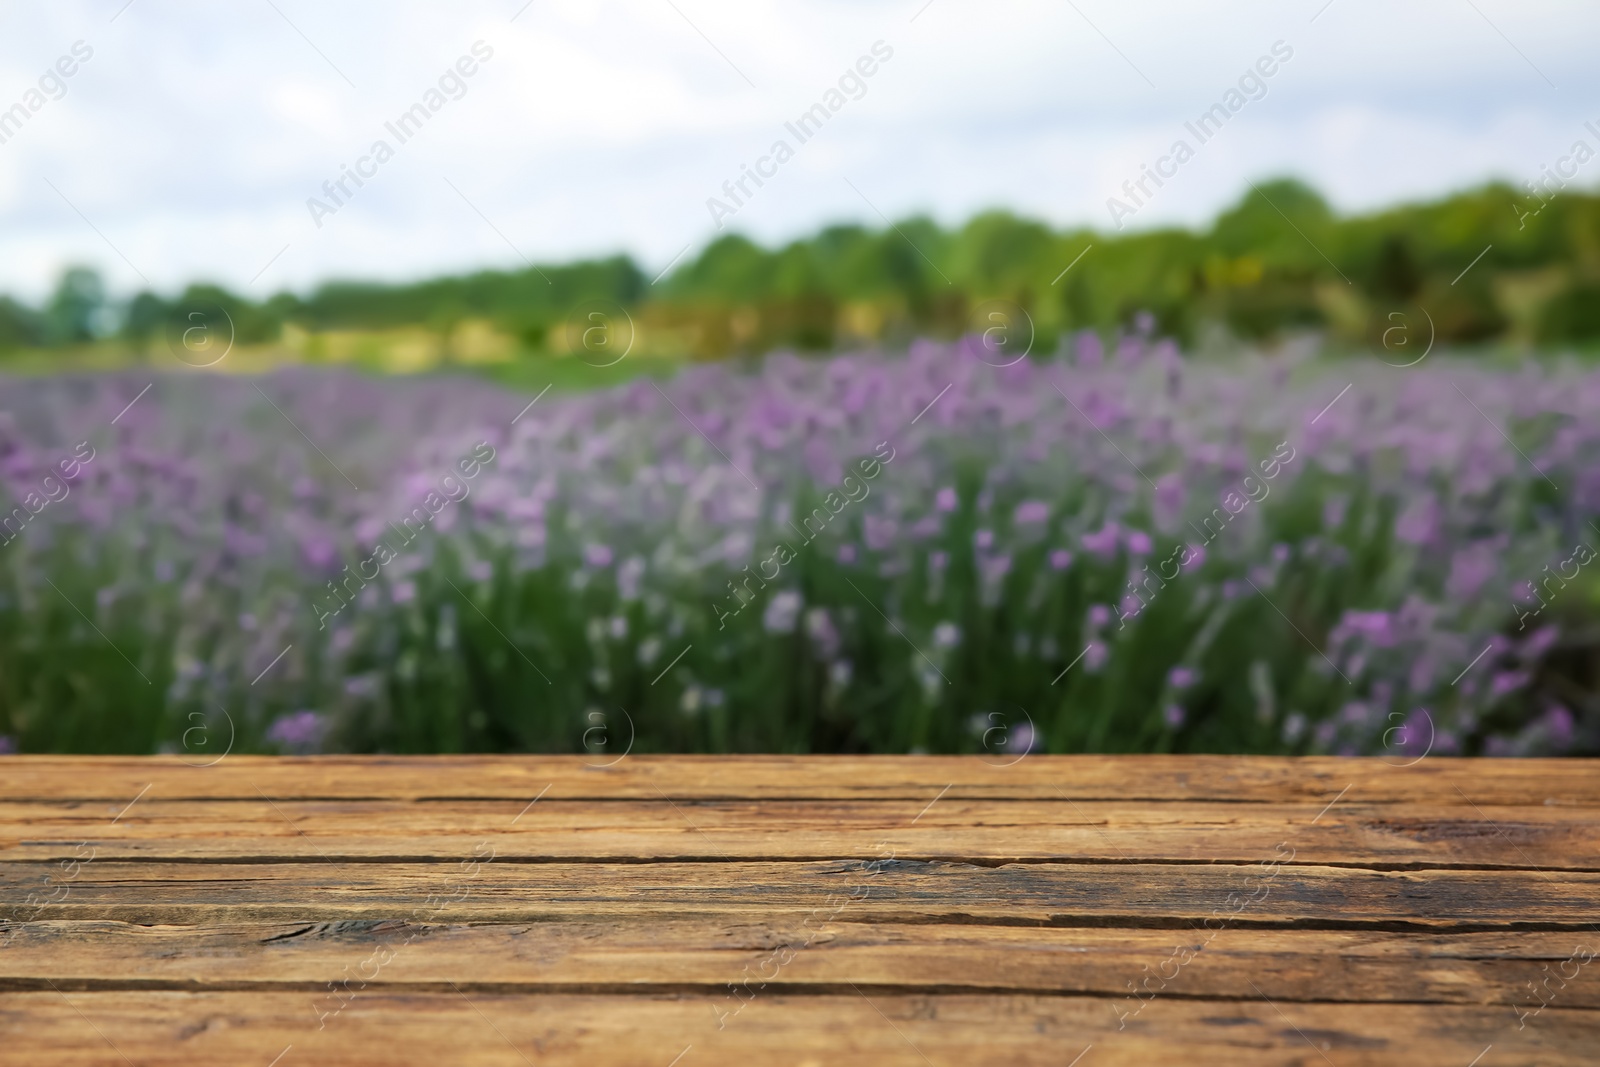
3, 754, 1597, 804
4, 991, 1597, 1066
6, 860, 1600, 927
3, 798, 1593, 868
5, 922, 1599, 1007
2, 755, 1596, 1065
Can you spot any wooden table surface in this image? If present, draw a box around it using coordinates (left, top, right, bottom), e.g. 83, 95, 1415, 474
2, 755, 1597, 1065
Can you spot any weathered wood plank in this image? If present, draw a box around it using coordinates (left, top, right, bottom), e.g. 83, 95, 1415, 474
7, 756, 1596, 1065
4, 921, 1597, 1009
5, 860, 1598, 928
1, 990, 1592, 1065
2, 755, 1594, 805
2, 797, 1591, 868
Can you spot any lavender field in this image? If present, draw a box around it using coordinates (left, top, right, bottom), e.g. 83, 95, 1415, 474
1, 334, 1595, 758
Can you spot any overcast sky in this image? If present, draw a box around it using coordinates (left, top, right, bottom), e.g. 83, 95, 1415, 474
0, 0, 1593, 301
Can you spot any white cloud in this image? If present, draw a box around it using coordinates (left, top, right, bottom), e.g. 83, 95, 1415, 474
0, 0, 1593, 301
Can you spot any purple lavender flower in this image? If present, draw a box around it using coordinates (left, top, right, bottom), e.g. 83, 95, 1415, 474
1342, 611, 1396, 648
1168, 667, 1196, 689
613, 556, 646, 599
1163, 704, 1186, 728
1116, 335, 1144, 366
1520, 625, 1559, 659
1082, 522, 1120, 558
1014, 500, 1049, 525
5, 342, 1592, 762
299, 536, 338, 569
1154, 474, 1187, 529
1408, 655, 1436, 695
806, 608, 841, 659
1395, 495, 1439, 545
266, 710, 327, 752
1489, 671, 1529, 698
1006, 722, 1040, 753
865, 516, 898, 551
763, 591, 802, 633
1543, 705, 1575, 749
1075, 331, 1104, 368
1394, 708, 1433, 755
1446, 545, 1497, 600
1282, 712, 1307, 744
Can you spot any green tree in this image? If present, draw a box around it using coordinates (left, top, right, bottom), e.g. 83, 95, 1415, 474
43, 266, 107, 344
0, 296, 42, 352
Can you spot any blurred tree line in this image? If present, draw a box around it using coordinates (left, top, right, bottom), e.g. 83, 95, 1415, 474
4, 178, 1599, 361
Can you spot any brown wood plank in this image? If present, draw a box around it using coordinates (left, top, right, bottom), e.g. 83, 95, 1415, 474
8, 756, 1596, 1064
2, 754, 1595, 805
2, 797, 1592, 868
2, 990, 1593, 1065
4, 921, 1598, 1008
5, 860, 1598, 928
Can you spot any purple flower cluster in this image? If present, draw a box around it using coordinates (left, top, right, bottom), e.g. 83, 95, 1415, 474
0, 334, 1595, 756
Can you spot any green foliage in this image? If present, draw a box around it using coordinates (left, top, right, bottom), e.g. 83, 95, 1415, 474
43, 266, 107, 345
1538, 281, 1600, 343
0, 296, 42, 351
9, 179, 1600, 361
290, 256, 645, 339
